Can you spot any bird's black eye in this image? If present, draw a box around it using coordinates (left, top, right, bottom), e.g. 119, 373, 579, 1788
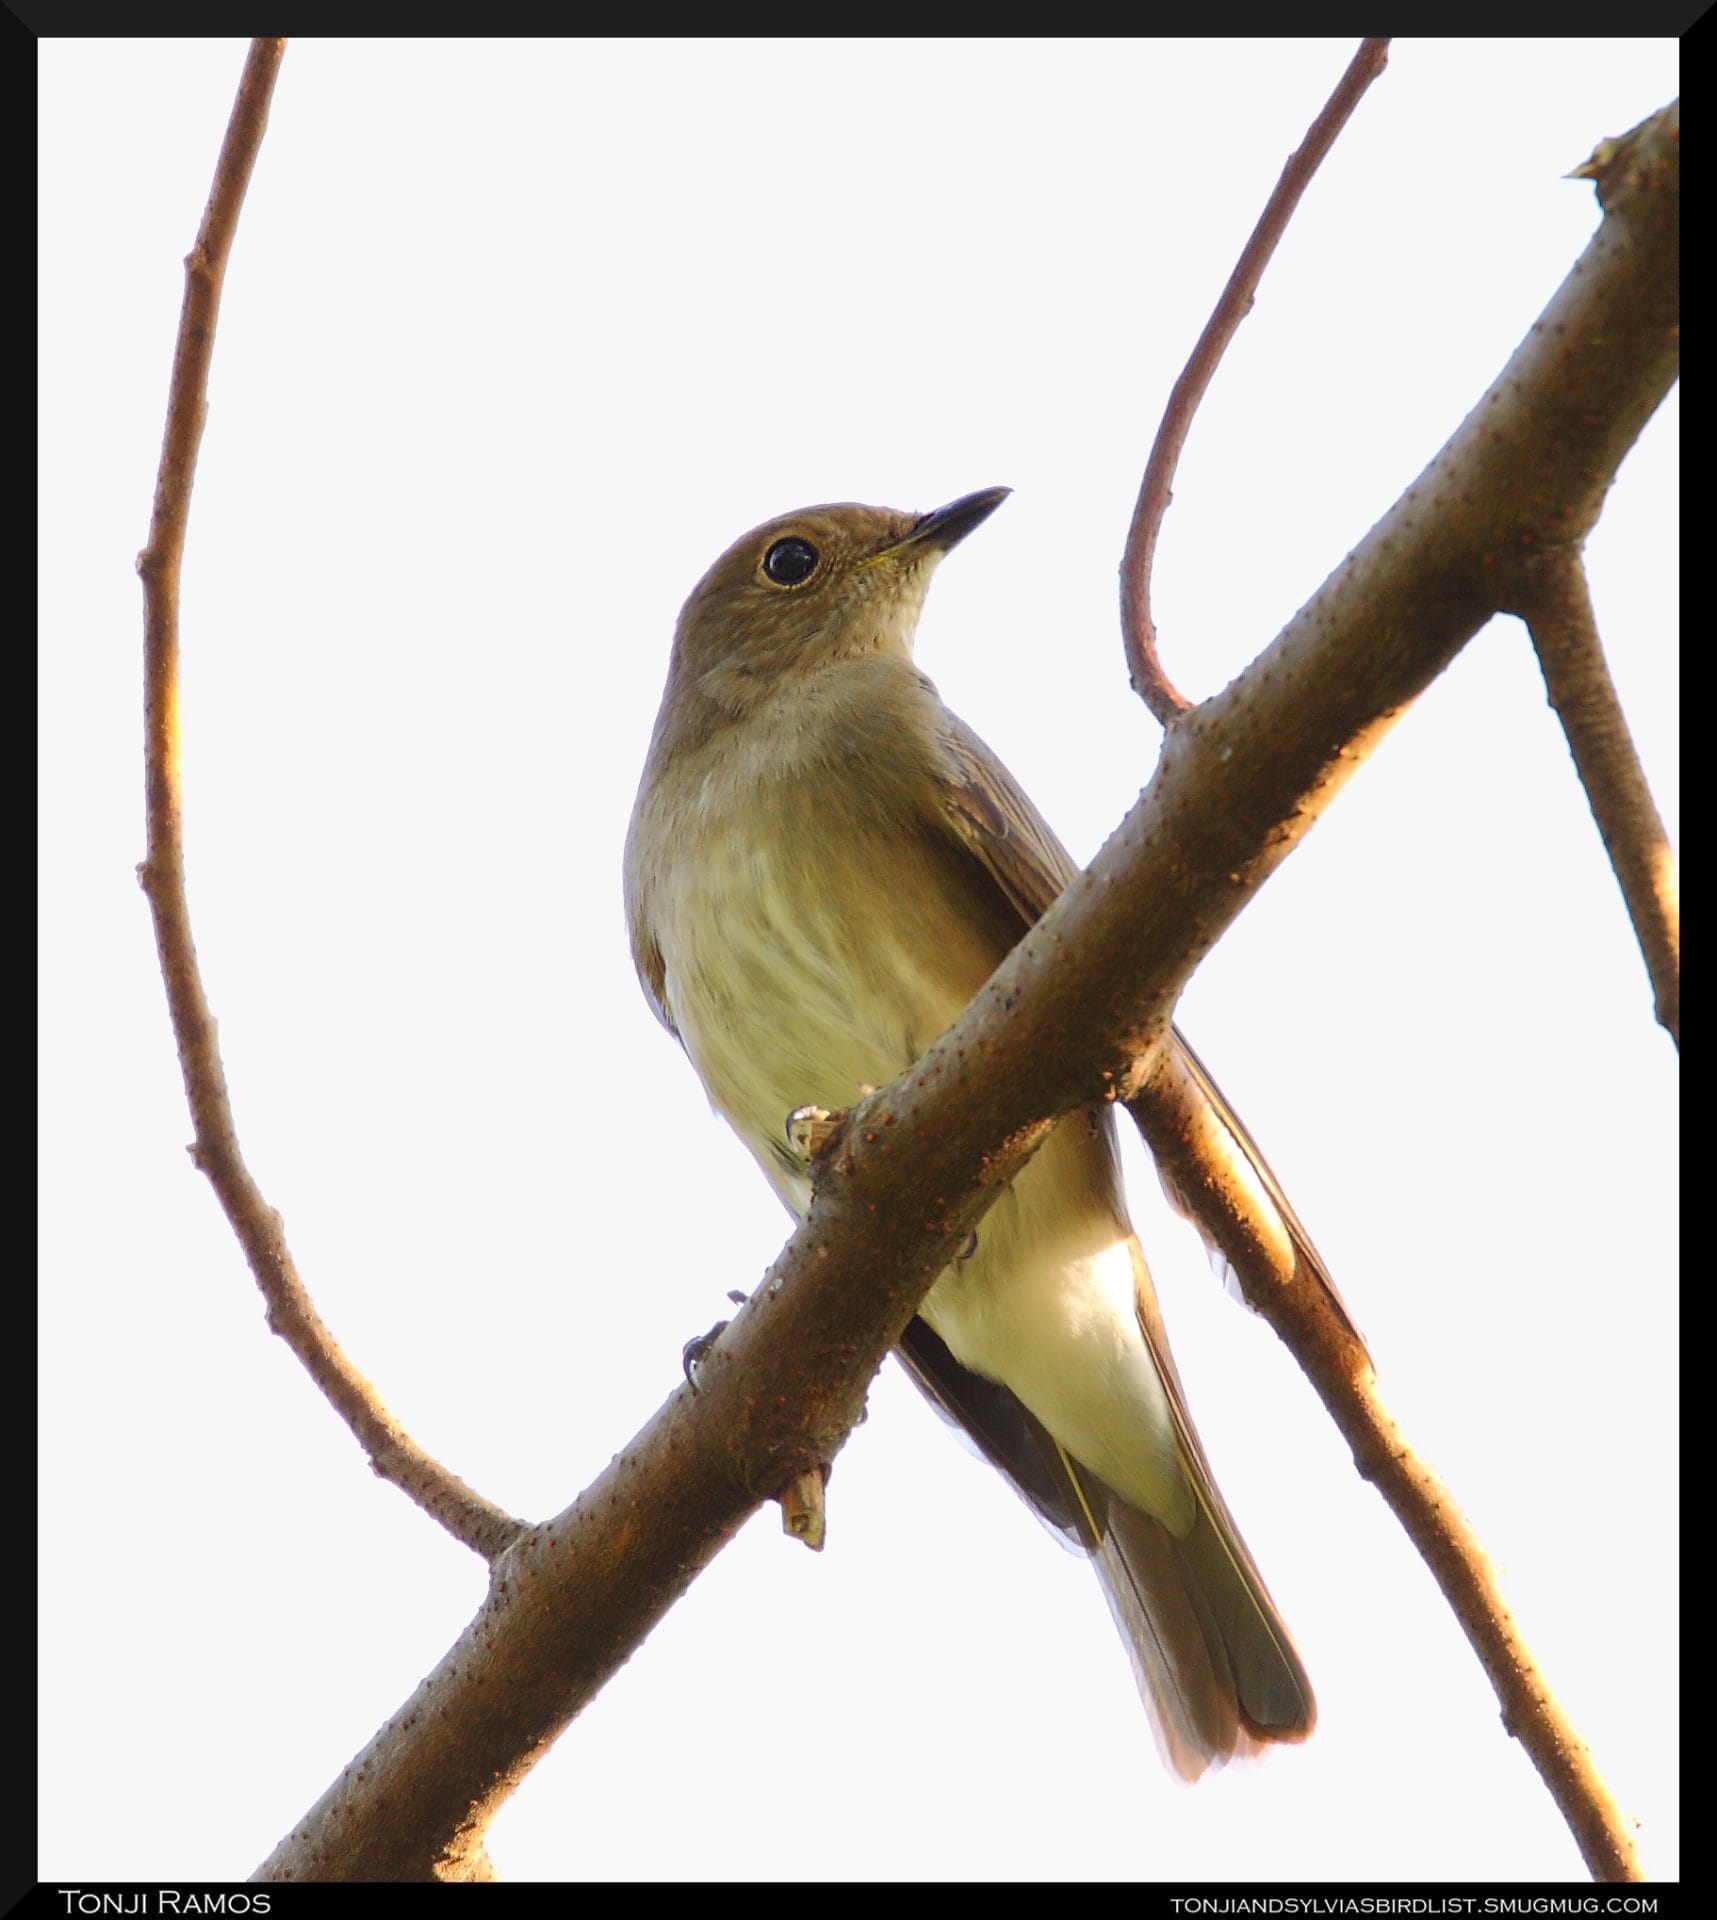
762, 537, 819, 587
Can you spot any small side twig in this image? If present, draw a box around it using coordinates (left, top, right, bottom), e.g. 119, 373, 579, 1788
1520, 550, 1679, 1048
779, 1468, 828, 1552
134, 38, 524, 1563
1121, 37, 1390, 722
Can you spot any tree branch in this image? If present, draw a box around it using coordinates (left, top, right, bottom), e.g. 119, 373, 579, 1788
1520, 549, 1679, 1047
1121, 37, 1390, 721
254, 101, 1678, 1882
1120, 105, 1677, 1881
134, 37, 524, 1564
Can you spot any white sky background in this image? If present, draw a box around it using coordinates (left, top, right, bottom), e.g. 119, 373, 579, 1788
39, 39, 1678, 1885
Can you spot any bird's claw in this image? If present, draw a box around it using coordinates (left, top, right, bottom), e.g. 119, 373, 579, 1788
785, 1104, 842, 1162
682, 1319, 729, 1391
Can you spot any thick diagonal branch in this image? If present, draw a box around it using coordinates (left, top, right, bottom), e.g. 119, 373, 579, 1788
256, 103, 1676, 1882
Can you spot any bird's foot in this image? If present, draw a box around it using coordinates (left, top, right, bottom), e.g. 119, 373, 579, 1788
681, 1321, 727, 1391
784, 1104, 842, 1162
681, 1291, 749, 1391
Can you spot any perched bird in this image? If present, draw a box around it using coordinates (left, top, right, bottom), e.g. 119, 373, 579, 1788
625, 487, 1315, 1776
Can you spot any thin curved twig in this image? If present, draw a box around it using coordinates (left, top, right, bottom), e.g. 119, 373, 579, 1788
134, 37, 524, 1564
1121, 37, 1390, 722
1521, 550, 1679, 1048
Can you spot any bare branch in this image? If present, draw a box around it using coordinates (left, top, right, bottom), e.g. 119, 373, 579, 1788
1120, 104, 1677, 1881
1352, 1380, 1640, 1879
134, 38, 524, 1564
1521, 551, 1679, 1047
1121, 38, 1390, 722
255, 101, 1677, 1882
1134, 1055, 1641, 1878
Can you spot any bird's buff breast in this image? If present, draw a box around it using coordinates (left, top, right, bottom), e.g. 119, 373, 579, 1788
658, 781, 995, 1183
648, 750, 1189, 1522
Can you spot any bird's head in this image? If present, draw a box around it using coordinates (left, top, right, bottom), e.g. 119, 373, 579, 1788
667, 487, 1010, 719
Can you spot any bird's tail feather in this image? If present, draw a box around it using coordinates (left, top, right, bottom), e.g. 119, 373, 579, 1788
1060, 1440, 1314, 1778
894, 1315, 1313, 1778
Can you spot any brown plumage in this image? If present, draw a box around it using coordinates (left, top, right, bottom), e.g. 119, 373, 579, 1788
625, 488, 1318, 1774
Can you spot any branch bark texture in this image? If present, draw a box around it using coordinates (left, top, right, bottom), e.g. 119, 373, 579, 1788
254, 103, 1678, 1882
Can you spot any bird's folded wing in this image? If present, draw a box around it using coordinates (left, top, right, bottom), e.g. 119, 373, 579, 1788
934, 707, 1366, 1354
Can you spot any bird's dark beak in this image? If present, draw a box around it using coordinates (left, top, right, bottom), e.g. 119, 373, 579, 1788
892, 486, 1012, 558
